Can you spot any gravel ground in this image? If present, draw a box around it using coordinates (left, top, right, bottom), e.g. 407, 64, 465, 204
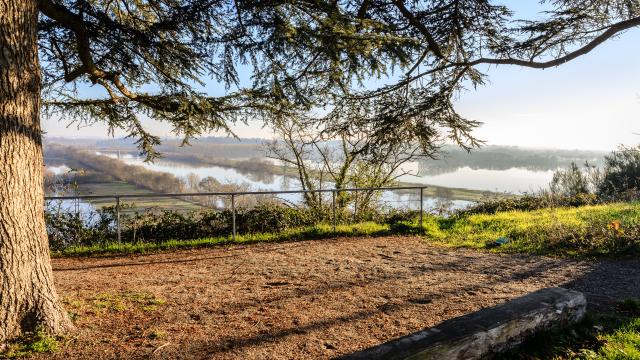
41, 236, 640, 359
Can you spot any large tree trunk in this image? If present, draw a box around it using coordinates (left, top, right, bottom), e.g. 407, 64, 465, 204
0, 0, 73, 346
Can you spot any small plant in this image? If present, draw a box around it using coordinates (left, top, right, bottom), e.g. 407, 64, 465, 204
93, 293, 126, 312
1, 327, 59, 358
124, 292, 166, 309
88, 292, 166, 314
148, 329, 165, 339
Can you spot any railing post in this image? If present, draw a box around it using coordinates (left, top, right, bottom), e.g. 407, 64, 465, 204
75, 193, 80, 218
231, 194, 236, 241
332, 190, 336, 232
116, 196, 121, 243
419, 187, 424, 228
353, 189, 358, 222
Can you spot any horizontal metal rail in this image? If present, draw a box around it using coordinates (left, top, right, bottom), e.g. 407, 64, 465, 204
45, 186, 428, 242
44, 186, 427, 201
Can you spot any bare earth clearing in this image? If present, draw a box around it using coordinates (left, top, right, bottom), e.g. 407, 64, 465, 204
42, 236, 640, 359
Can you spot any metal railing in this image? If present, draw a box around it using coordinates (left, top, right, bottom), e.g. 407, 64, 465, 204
45, 186, 428, 242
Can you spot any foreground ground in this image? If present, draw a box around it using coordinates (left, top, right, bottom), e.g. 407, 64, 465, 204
29, 236, 638, 359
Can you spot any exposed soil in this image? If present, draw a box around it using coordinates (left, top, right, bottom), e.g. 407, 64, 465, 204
38, 236, 640, 359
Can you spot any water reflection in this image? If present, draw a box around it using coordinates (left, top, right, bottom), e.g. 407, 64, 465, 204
399, 166, 555, 194
80, 154, 474, 211
103, 154, 292, 191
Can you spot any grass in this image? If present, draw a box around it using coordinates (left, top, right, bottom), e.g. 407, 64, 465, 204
61, 292, 166, 321
52, 202, 640, 258
1, 328, 59, 359
53, 222, 403, 257
422, 202, 640, 257
498, 299, 640, 359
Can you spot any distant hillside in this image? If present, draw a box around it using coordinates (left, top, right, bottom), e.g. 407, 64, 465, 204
45, 136, 266, 159
418, 145, 606, 175
45, 136, 609, 173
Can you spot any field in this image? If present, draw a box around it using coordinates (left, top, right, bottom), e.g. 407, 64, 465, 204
72, 182, 202, 211
20, 236, 640, 359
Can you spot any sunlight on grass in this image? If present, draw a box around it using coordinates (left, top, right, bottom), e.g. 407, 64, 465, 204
422, 202, 640, 257
54, 222, 395, 257
1, 327, 59, 358
497, 296, 640, 360
595, 317, 640, 359
53, 202, 640, 258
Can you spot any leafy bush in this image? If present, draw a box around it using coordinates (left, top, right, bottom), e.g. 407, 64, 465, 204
598, 146, 640, 200
549, 162, 602, 197
458, 146, 640, 218
45, 204, 116, 250
44, 202, 419, 249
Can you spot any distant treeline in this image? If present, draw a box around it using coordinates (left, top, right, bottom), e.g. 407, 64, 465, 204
160, 153, 274, 174
46, 145, 185, 193
45, 137, 608, 173
419, 145, 606, 174
45, 136, 266, 159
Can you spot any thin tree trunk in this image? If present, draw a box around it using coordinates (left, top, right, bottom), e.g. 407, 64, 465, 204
0, 0, 73, 346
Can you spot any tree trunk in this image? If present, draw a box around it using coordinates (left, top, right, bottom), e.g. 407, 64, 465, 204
0, 0, 73, 346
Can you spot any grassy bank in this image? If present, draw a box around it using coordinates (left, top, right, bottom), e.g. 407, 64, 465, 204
52, 222, 407, 257
424, 202, 640, 257
53, 202, 640, 258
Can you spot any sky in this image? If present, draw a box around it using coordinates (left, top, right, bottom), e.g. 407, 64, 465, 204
41, 2, 640, 151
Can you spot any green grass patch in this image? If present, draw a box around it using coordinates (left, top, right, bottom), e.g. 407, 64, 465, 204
498, 299, 640, 359
85, 291, 166, 314
1, 328, 59, 358
52, 222, 405, 257
422, 202, 640, 257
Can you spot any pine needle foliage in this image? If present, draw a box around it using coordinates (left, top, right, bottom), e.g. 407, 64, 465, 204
37, 0, 640, 158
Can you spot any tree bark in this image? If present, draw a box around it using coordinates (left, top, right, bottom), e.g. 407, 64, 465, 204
0, 0, 73, 346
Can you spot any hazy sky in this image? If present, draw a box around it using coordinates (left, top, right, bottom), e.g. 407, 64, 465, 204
42, 2, 640, 151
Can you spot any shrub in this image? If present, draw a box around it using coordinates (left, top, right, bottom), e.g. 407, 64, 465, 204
455, 193, 599, 217
44, 202, 419, 249
598, 146, 640, 200
549, 162, 602, 197
45, 202, 116, 250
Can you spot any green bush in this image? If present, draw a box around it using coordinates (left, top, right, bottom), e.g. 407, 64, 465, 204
44, 202, 419, 250
45, 207, 116, 250
598, 147, 640, 200
459, 147, 640, 218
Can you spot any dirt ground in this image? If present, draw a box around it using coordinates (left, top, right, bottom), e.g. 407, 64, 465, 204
41, 236, 640, 359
